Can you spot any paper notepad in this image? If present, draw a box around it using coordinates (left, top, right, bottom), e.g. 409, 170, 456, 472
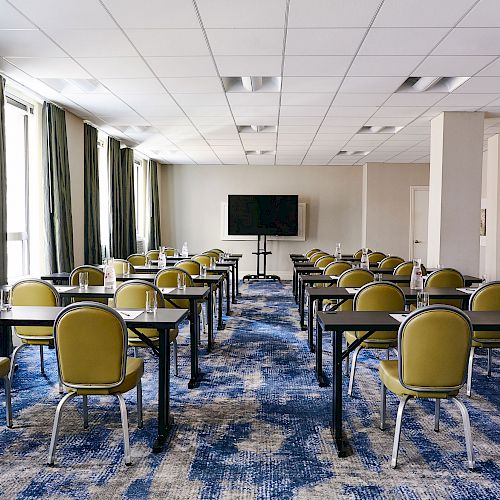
117, 310, 143, 320
191, 275, 199, 279
160, 287, 176, 294
329, 275, 339, 280
457, 287, 476, 294
55, 286, 75, 292
390, 313, 409, 323
346, 288, 360, 294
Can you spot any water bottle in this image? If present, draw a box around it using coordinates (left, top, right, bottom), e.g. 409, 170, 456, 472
181, 241, 188, 258
410, 258, 424, 291
158, 248, 167, 268
360, 248, 369, 270
104, 258, 116, 289
335, 242, 342, 260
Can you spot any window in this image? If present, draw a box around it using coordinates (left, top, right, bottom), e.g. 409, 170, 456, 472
97, 131, 109, 258
5, 97, 31, 281
134, 157, 147, 247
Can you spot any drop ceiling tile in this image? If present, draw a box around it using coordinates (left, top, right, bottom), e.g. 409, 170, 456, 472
0, 29, 66, 57
333, 93, 390, 106
126, 29, 209, 56
433, 28, 500, 56
366, 116, 416, 126
281, 93, 334, 106
146, 56, 217, 77
77, 57, 154, 78
101, 78, 166, 95
182, 106, 232, 117
9, 0, 115, 28
439, 93, 499, 107
383, 93, 444, 106
317, 125, 360, 133
478, 58, 500, 76
206, 29, 284, 56
278, 125, 320, 134
196, 0, 286, 28
148, 116, 192, 126
277, 136, 313, 145
348, 55, 424, 76
232, 106, 279, 116
373, 0, 476, 28
328, 106, 378, 117
68, 93, 132, 115
453, 76, 500, 93
102, 0, 199, 28
372, 106, 426, 117
123, 93, 177, 108
173, 93, 228, 105
0, 1, 35, 28
283, 56, 352, 77
412, 55, 495, 77
160, 77, 223, 93
214, 55, 282, 76
339, 76, 407, 93
234, 116, 278, 125
322, 116, 368, 126
282, 76, 343, 92
137, 104, 186, 118
279, 116, 324, 125
208, 140, 242, 146
286, 28, 366, 55
459, 0, 500, 28
359, 28, 449, 55
227, 93, 280, 106
4, 57, 91, 78
280, 105, 329, 116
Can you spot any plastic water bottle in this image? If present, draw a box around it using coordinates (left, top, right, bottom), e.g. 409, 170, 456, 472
104, 258, 116, 289
360, 248, 369, 270
410, 258, 424, 291
335, 242, 342, 260
181, 241, 188, 258
158, 248, 167, 268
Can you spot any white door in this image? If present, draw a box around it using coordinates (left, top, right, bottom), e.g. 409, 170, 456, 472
410, 187, 429, 264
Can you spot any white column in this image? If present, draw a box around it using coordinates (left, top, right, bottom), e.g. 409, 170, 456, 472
485, 134, 500, 279
427, 112, 483, 276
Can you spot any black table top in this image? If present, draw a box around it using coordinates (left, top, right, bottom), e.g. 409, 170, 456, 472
307, 286, 471, 300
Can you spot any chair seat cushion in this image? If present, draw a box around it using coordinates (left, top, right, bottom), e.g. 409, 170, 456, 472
73, 358, 144, 396
379, 360, 458, 399
0, 357, 10, 377
472, 339, 500, 348
345, 330, 397, 349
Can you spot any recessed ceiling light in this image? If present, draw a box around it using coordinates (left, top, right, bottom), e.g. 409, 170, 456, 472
222, 76, 281, 93
245, 150, 275, 155
237, 125, 277, 133
336, 150, 369, 156
358, 125, 403, 134
397, 76, 470, 93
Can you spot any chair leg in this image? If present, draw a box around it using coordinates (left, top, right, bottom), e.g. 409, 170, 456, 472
39, 345, 45, 374
116, 394, 131, 466
487, 348, 492, 377
380, 383, 387, 431
58, 379, 64, 394
451, 397, 475, 470
344, 350, 349, 376
348, 345, 362, 397
434, 399, 440, 432
8, 344, 27, 383
137, 381, 143, 429
3, 376, 12, 428
466, 346, 475, 397
391, 395, 410, 469
82, 395, 89, 429
133, 347, 138, 358
47, 392, 76, 465
386, 349, 390, 360
173, 339, 179, 377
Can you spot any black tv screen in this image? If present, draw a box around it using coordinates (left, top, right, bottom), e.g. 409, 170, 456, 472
228, 195, 298, 236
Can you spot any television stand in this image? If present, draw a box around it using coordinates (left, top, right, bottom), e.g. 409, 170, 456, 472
243, 234, 281, 282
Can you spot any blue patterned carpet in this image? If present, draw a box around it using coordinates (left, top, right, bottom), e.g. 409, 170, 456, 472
0, 281, 499, 499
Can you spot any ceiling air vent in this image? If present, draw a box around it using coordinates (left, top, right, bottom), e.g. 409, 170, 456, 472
397, 76, 470, 93
245, 150, 275, 155
237, 125, 277, 133
358, 125, 403, 134
222, 76, 281, 93
336, 150, 369, 156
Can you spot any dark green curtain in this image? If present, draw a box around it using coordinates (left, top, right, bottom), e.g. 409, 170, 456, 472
147, 159, 161, 250
83, 123, 101, 264
42, 102, 74, 273
0, 76, 11, 357
109, 140, 136, 259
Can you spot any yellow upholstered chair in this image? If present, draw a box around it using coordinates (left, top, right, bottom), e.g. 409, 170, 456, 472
368, 252, 386, 264
316, 256, 336, 270
127, 254, 146, 266
305, 249, 322, 258
394, 261, 427, 276
9, 280, 60, 388
425, 268, 464, 307
336, 268, 374, 313
111, 259, 135, 275
146, 250, 160, 261
155, 268, 194, 313
208, 249, 225, 257
203, 250, 220, 262
354, 248, 372, 259
114, 280, 179, 374
48, 303, 144, 466
467, 282, 500, 396
379, 306, 474, 470
164, 247, 176, 256
175, 259, 201, 277
324, 261, 352, 278
0, 357, 12, 427
310, 252, 329, 264
69, 265, 107, 304
378, 256, 405, 269
193, 254, 211, 268
347, 282, 405, 396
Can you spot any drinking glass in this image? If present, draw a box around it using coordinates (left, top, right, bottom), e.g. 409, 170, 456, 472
123, 262, 130, 277
481, 274, 488, 285
177, 273, 186, 290
145, 256, 151, 268
0, 289, 12, 311
145, 290, 157, 313
200, 265, 207, 278
79, 271, 89, 289
417, 291, 429, 309
375, 273, 383, 282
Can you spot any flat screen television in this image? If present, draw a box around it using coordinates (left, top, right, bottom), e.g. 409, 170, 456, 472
228, 194, 298, 236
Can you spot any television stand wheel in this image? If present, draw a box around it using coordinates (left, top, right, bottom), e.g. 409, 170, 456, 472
243, 274, 281, 283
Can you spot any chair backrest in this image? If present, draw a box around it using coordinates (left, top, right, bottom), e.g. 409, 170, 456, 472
305, 249, 322, 258
203, 251, 219, 260
111, 259, 135, 274
354, 248, 371, 259
354, 282, 405, 342
324, 261, 352, 277
337, 269, 374, 311
310, 252, 329, 264
367, 251, 386, 264
316, 256, 336, 269
393, 260, 427, 276
209, 249, 224, 257
192, 254, 211, 267
54, 303, 127, 389
164, 247, 176, 256
469, 281, 500, 340
11, 279, 60, 338
146, 250, 160, 260
70, 266, 104, 286
155, 268, 193, 309
127, 254, 146, 266
398, 306, 472, 392
426, 268, 464, 307
175, 259, 201, 276
378, 256, 405, 269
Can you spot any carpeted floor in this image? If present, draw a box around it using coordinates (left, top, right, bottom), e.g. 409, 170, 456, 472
0, 281, 499, 499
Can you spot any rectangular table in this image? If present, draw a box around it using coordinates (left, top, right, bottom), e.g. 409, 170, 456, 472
316, 309, 500, 458
0, 305, 188, 453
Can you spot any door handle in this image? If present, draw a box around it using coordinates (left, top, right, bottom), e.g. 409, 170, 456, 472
414, 240, 422, 243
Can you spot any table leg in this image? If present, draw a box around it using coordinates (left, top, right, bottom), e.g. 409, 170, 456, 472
307, 295, 315, 352
152, 328, 172, 453
188, 300, 201, 389
218, 280, 225, 330
226, 273, 230, 314
236, 260, 240, 296
293, 268, 298, 303
315, 318, 329, 387
331, 329, 351, 457
300, 278, 306, 330
231, 265, 236, 304
207, 285, 214, 352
